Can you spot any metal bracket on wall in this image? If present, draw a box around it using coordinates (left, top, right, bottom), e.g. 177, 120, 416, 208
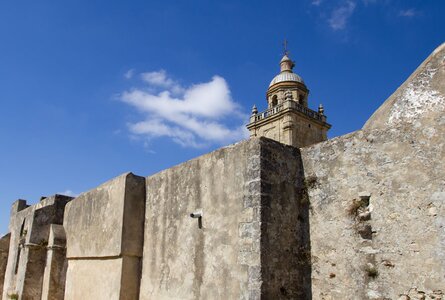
190, 210, 203, 229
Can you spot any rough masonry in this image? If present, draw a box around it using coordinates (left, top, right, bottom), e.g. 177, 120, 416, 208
2, 195, 73, 300
301, 42, 445, 299
0, 43, 444, 299
139, 137, 306, 299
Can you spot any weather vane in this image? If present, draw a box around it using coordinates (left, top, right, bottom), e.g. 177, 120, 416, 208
283, 39, 289, 56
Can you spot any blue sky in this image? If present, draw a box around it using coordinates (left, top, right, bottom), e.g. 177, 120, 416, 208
1, 0, 444, 233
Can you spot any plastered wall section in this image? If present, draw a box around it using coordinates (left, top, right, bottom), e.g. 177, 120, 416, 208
301, 43, 445, 300
140, 137, 306, 300
63, 172, 145, 300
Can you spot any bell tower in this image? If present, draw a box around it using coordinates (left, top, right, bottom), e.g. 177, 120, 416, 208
247, 48, 331, 148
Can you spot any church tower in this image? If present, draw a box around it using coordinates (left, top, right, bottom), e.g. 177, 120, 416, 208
247, 50, 331, 148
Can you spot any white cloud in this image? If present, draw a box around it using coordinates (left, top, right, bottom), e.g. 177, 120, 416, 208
399, 8, 418, 17
328, 1, 356, 30
58, 190, 78, 197
121, 70, 249, 148
311, 0, 323, 6
124, 69, 134, 79
140, 70, 184, 95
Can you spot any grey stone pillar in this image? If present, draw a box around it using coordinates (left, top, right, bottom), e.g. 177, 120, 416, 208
41, 225, 67, 300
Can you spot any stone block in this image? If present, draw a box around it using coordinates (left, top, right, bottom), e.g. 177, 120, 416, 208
64, 256, 141, 300
64, 258, 121, 300
64, 172, 145, 258
63, 172, 145, 300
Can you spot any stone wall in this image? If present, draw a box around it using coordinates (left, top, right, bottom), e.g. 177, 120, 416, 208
258, 138, 311, 299
140, 137, 307, 300
0, 234, 10, 296
0, 42, 443, 300
63, 172, 145, 300
300, 43, 445, 299
2, 195, 73, 300
41, 225, 67, 300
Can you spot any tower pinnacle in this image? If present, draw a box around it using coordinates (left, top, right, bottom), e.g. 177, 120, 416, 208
280, 40, 295, 72
280, 54, 295, 73
283, 39, 289, 56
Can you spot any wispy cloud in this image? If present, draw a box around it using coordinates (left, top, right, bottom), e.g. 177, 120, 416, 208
312, 0, 420, 31
121, 70, 249, 148
58, 190, 78, 197
328, 1, 356, 30
399, 8, 419, 17
124, 69, 134, 79
140, 70, 185, 95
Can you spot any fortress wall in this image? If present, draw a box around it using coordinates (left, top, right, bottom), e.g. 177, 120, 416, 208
302, 127, 444, 299
2, 196, 72, 300
140, 137, 307, 300
140, 139, 256, 300
301, 43, 445, 300
41, 224, 68, 300
3, 200, 32, 300
0, 234, 10, 296
258, 138, 311, 299
63, 173, 145, 300
0, 43, 442, 300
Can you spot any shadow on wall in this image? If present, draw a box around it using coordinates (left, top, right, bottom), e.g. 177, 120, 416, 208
259, 144, 313, 300
294, 150, 313, 300
297, 154, 313, 300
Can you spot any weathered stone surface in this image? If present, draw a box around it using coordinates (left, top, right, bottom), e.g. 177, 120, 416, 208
63, 172, 145, 300
140, 137, 305, 300
64, 172, 145, 258
0, 233, 10, 296
259, 139, 311, 299
364, 42, 445, 131
41, 224, 67, 300
399, 287, 444, 300
64, 258, 122, 300
64, 256, 141, 300
2, 195, 73, 300
301, 42, 445, 299
140, 139, 255, 300
2, 42, 444, 300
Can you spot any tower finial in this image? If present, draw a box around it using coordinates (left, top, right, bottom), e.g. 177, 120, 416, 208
283, 39, 289, 56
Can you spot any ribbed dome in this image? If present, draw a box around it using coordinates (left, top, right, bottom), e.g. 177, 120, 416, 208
269, 72, 304, 87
